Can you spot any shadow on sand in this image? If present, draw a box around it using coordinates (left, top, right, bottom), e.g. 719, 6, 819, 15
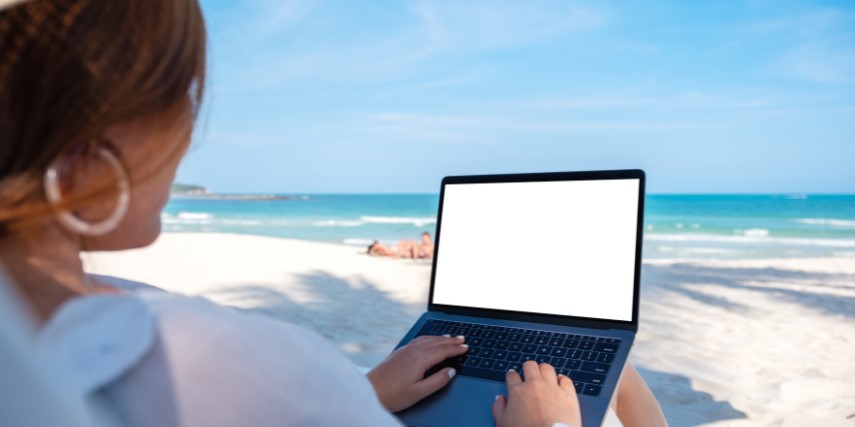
641, 262, 855, 320
207, 270, 422, 366
637, 367, 747, 427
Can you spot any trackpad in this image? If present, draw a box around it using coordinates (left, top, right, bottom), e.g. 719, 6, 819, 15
397, 376, 505, 427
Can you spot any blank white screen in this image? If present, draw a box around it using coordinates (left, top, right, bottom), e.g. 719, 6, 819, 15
432, 179, 639, 321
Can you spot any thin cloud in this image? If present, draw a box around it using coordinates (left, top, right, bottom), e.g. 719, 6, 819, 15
411, 0, 606, 53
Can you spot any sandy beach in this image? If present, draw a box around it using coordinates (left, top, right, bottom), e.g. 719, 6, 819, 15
84, 232, 855, 427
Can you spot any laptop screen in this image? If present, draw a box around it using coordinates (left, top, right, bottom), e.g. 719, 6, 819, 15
431, 178, 640, 322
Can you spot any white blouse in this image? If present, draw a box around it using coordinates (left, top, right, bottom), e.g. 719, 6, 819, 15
36, 280, 402, 427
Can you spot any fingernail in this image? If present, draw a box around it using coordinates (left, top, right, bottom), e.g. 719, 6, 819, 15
442, 334, 451, 338
460, 344, 469, 348
508, 368, 516, 373
456, 335, 465, 340
494, 394, 500, 401
448, 368, 456, 379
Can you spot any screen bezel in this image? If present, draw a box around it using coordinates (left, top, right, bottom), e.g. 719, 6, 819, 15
427, 169, 645, 331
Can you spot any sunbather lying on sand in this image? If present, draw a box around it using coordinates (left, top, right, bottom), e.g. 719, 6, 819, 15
368, 232, 434, 259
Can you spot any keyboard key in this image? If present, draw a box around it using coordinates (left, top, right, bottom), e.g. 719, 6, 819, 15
495, 332, 508, 340
495, 341, 509, 350
482, 330, 496, 339
509, 342, 523, 352
523, 344, 537, 353
494, 350, 508, 360
521, 354, 537, 363
582, 351, 597, 361
567, 350, 581, 359
551, 347, 567, 357
509, 362, 522, 372
573, 381, 584, 393
579, 341, 594, 350
507, 352, 522, 362
536, 345, 553, 355
594, 343, 618, 353
508, 333, 522, 342
521, 335, 535, 344
535, 336, 550, 345
569, 371, 605, 385
470, 338, 484, 346
550, 357, 566, 368
535, 355, 551, 364
494, 360, 509, 371
468, 347, 482, 357
566, 360, 582, 370
480, 359, 495, 369
583, 384, 602, 396
464, 357, 483, 367
562, 339, 579, 349
581, 362, 610, 374
480, 348, 494, 358
597, 353, 615, 364
549, 337, 564, 347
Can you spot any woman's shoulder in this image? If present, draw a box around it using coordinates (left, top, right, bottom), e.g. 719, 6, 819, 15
109, 288, 400, 426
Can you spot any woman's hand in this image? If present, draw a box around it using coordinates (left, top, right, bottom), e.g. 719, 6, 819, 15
367, 335, 468, 413
493, 361, 583, 427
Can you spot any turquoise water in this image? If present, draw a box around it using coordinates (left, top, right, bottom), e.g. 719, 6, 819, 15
163, 194, 855, 259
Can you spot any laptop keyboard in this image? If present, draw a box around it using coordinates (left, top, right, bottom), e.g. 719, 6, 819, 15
415, 319, 621, 397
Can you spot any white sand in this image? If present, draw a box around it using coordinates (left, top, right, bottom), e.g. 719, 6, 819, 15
84, 232, 855, 427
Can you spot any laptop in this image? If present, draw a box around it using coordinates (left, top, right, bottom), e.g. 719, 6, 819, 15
394, 169, 645, 427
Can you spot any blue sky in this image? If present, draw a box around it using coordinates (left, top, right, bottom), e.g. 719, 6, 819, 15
179, 0, 855, 194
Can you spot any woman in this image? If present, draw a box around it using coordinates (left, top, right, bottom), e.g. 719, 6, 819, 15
0, 1, 665, 426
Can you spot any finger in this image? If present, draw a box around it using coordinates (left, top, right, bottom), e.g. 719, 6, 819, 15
407, 335, 465, 350
413, 335, 465, 350
522, 360, 541, 381
491, 394, 507, 423
413, 366, 457, 396
420, 342, 469, 367
558, 374, 576, 395
427, 335, 466, 349
505, 368, 523, 387
539, 362, 558, 383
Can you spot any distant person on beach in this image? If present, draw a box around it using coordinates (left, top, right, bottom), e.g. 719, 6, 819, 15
368, 232, 434, 259
0, 1, 666, 426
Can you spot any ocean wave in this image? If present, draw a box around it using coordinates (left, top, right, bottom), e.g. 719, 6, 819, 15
360, 216, 436, 227
645, 233, 855, 248
743, 228, 769, 237
343, 238, 375, 246
220, 219, 263, 226
177, 212, 212, 220
796, 218, 855, 228
654, 246, 741, 255
313, 220, 365, 227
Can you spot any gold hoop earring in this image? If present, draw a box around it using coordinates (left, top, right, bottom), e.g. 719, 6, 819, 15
43, 144, 131, 236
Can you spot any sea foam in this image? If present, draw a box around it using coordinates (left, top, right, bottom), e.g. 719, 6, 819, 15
796, 218, 855, 228
646, 233, 855, 248
360, 216, 437, 227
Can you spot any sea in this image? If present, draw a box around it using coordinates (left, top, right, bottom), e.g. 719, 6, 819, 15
162, 194, 855, 260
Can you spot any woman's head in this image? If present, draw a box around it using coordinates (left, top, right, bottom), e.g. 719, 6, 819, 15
0, 0, 206, 249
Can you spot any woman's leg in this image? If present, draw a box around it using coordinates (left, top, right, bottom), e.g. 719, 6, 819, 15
611, 362, 668, 427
